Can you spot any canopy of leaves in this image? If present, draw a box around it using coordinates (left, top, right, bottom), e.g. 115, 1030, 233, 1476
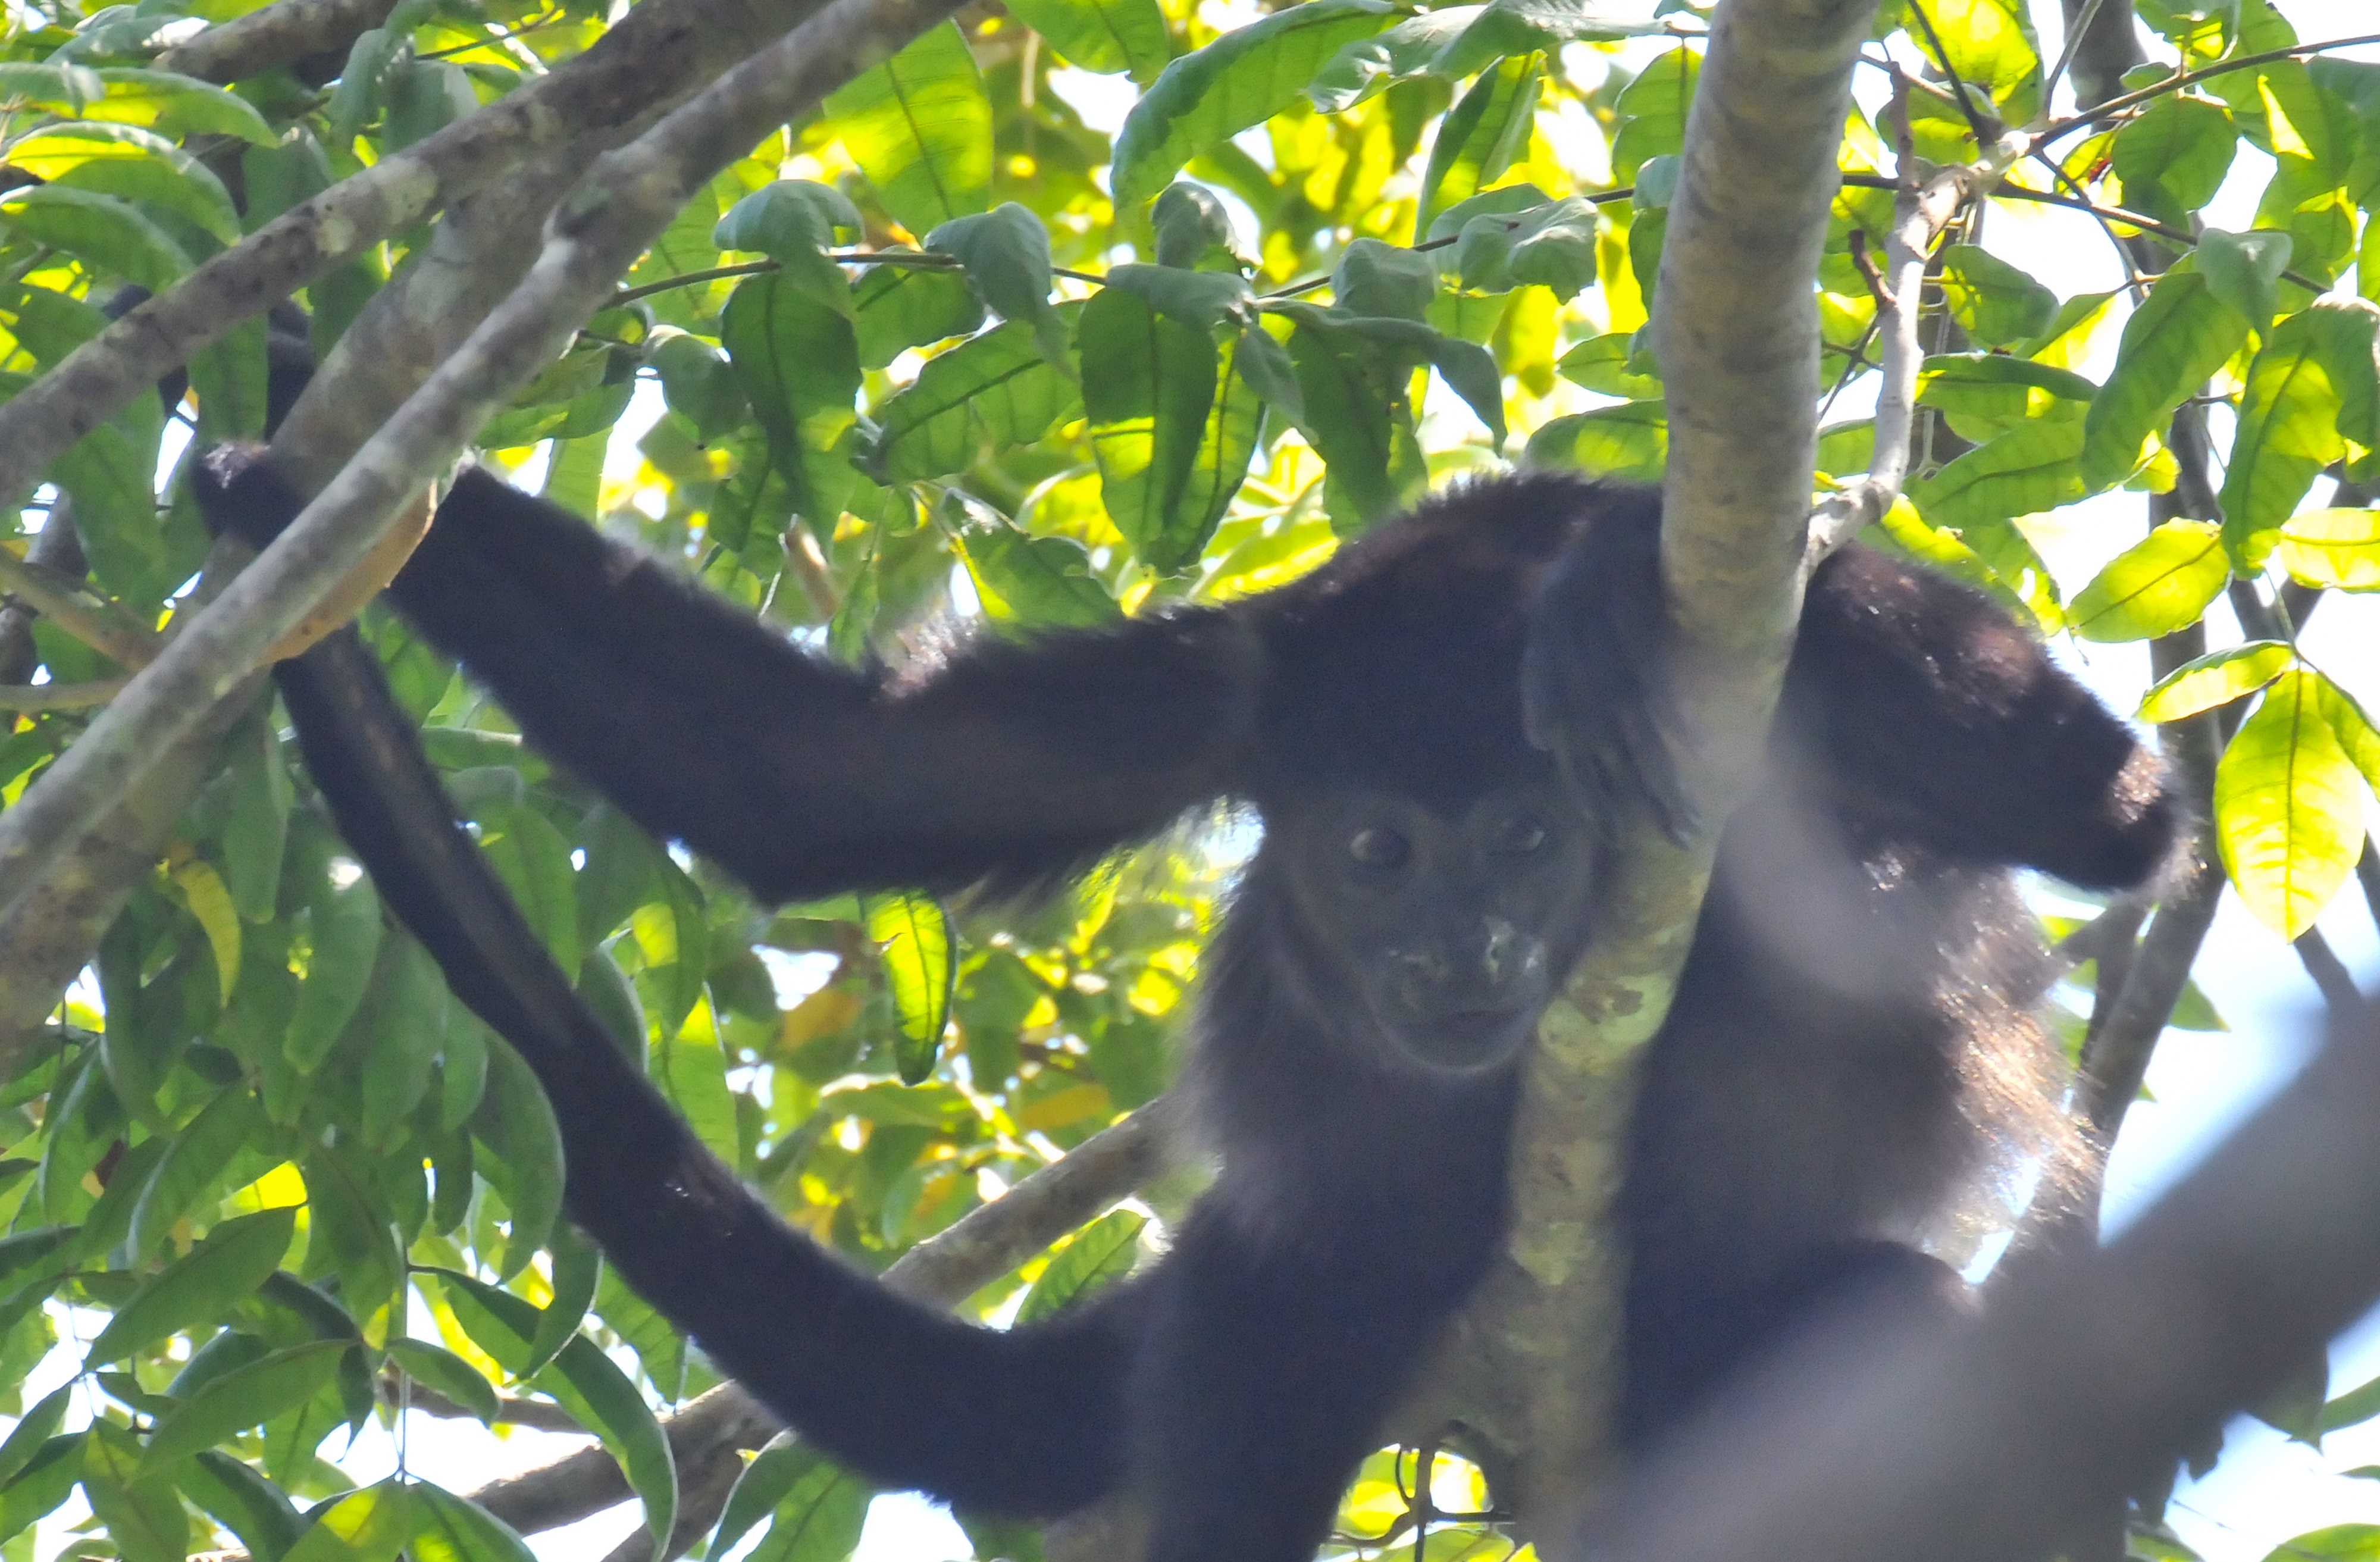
0, 0, 2373, 1558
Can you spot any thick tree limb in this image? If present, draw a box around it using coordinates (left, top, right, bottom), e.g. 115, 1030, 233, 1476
0, 0, 825, 510
1564, 996, 2380, 1562
153, 0, 401, 83
1451, 0, 1883, 1531
469, 1100, 1180, 1539
0, 0, 968, 921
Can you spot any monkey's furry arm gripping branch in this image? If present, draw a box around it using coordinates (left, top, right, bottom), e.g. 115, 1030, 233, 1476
198, 451, 1264, 903
258, 623, 1131, 1516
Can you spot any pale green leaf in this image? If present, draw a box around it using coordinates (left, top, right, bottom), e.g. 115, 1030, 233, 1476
2138, 641, 2293, 722
2066, 519, 2229, 641
2217, 669, 2363, 939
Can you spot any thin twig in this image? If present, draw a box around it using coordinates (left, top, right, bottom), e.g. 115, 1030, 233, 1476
0, 550, 161, 669
2038, 32, 2380, 142
2293, 928, 2361, 1011
2039, 0, 2112, 111
0, 678, 129, 712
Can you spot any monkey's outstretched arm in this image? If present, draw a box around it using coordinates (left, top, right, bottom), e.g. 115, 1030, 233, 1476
1792, 548, 2178, 890
258, 616, 1134, 1516
196, 449, 1263, 903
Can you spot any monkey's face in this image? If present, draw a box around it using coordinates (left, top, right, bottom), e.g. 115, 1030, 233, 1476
1279, 782, 1599, 1074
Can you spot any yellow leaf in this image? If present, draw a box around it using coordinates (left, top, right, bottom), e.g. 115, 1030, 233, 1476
2215, 670, 2363, 938
171, 860, 240, 1003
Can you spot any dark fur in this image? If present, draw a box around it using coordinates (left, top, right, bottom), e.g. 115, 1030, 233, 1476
193, 455, 2175, 1562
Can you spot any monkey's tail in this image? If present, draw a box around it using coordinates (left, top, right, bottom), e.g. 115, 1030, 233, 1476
252, 588, 1135, 1517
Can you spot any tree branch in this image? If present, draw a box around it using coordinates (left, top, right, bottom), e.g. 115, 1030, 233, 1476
0, 0, 835, 511
468, 1099, 1180, 1539
0, 0, 970, 922
1451, 0, 1884, 1532
1564, 997, 2380, 1562
152, 0, 400, 83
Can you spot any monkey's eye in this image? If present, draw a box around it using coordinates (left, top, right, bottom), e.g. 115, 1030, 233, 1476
1489, 814, 1548, 854
1348, 827, 1412, 869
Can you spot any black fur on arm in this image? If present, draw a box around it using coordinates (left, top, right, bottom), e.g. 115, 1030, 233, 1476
197, 449, 1267, 903
1791, 547, 2179, 890
195, 465, 1135, 1518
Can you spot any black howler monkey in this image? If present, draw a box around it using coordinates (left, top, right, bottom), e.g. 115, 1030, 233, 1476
193, 450, 2176, 1562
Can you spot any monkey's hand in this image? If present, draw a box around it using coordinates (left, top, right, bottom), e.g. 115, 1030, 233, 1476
1520, 511, 1697, 844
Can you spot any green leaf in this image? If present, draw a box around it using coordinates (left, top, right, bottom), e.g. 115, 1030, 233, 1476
1448, 195, 1599, 302
873, 318, 1082, 482
1150, 184, 1243, 271
1914, 352, 2095, 442
409, 1483, 541, 1562
1282, 318, 1426, 525
433, 1270, 678, 1561
0, 1433, 83, 1545
2080, 266, 2251, 492
2318, 678, 2380, 807
926, 204, 1067, 366
0, 186, 190, 291
1111, 0, 1398, 215
9, 124, 241, 245
1016, 1209, 1144, 1323
2110, 94, 2238, 225
652, 1031, 740, 1166
281, 1480, 415, 1562
139, 1339, 352, 1473
284, 864, 381, 1072
1909, 419, 2089, 530
822, 21, 992, 232
470, 1040, 565, 1280
650, 333, 751, 442
1424, 0, 1664, 80
2325, 1375, 2380, 1435
959, 527, 1119, 628
361, 937, 450, 1149
0, 1387, 70, 1487
1102, 265, 1257, 333
1171, 331, 1269, 553
1610, 43, 1697, 180
301, 1146, 401, 1346
740, 1450, 869, 1562
2138, 641, 2293, 722
1557, 331, 1662, 398
1004, 0, 1169, 82
129, 1086, 266, 1256
862, 891, 956, 1084
182, 1450, 303, 1562
2066, 519, 2228, 642
2275, 507, 2380, 590
88, 68, 277, 145
81, 1421, 187, 1562
1082, 285, 1221, 572
711, 1439, 821, 1559
2194, 226, 2293, 331
2216, 669, 2363, 939
1523, 399, 1667, 481
221, 716, 293, 924
1416, 54, 1541, 239
84, 1206, 295, 1364
522, 1226, 602, 1380
1933, 245, 2057, 348
2260, 1527, 2380, 1562
2221, 303, 2378, 570
476, 800, 584, 982
387, 1339, 503, 1424
1333, 239, 1435, 323
714, 181, 864, 261
1307, 5, 1480, 112
852, 261, 985, 369
1912, 0, 2041, 120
